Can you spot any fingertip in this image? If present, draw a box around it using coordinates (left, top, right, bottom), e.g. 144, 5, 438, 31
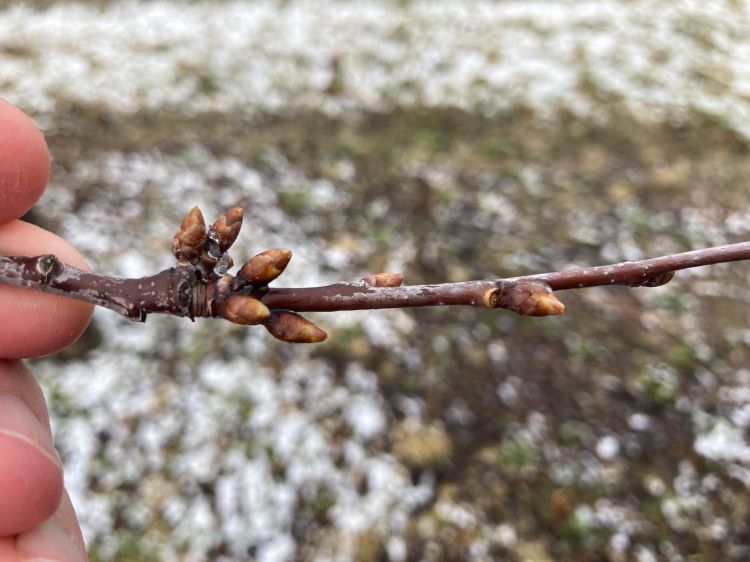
0, 537, 17, 560
15, 520, 86, 562
0, 293, 94, 359
0, 395, 63, 537
0, 99, 49, 224
0, 221, 93, 359
0, 360, 52, 436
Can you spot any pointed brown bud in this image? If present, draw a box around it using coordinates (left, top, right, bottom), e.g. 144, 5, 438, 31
220, 295, 270, 325
502, 282, 565, 317
264, 311, 327, 343
233, 249, 292, 290
211, 207, 244, 253
361, 273, 404, 287
172, 207, 207, 263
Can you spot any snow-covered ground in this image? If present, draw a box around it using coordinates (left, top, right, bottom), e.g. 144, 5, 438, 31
1, 1, 750, 136
4, 1, 750, 560
36, 149, 430, 561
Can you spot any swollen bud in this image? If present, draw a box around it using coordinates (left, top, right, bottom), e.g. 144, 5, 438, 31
361, 273, 404, 287
211, 207, 244, 253
503, 282, 565, 317
233, 249, 292, 290
486, 282, 565, 316
264, 311, 328, 343
172, 207, 207, 263
220, 295, 270, 325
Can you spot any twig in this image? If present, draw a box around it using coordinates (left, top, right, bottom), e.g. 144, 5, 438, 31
2, 207, 749, 343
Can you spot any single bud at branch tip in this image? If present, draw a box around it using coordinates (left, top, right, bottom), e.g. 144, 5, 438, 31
212, 207, 244, 253
234, 249, 292, 290
361, 273, 404, 287
264, 310, 327, 343
172, 207, 207, 263
220, 295, 270, 325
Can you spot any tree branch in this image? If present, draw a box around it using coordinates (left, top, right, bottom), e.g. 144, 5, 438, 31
2, 207, 749, 343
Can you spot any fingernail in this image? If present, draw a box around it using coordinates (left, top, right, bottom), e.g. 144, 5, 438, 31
16, 520, 86, 562
0, 394, 60, 469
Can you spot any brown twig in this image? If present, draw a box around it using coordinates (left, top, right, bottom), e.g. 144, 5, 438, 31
259, 241, 748, 311
0, 254, 193, 321
1, 207, 749, 343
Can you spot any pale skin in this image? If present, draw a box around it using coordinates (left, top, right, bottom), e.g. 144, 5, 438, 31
0, 99, 91, 562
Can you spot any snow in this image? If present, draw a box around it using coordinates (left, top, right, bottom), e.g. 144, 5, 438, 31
0, 1, 746, 137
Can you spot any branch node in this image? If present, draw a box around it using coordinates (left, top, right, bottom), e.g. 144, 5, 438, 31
34, 254, 60, 284
481, 287, 500, 308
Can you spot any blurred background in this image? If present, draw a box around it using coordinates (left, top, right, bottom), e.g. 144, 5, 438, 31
3, 1, 750, 560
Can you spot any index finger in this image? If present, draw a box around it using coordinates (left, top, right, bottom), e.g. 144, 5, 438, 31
0, 99, 93, 358
0, 98, 49, 224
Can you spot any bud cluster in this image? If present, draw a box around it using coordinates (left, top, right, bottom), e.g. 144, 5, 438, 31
172, 207, 327, 343
172, 206, 243, 279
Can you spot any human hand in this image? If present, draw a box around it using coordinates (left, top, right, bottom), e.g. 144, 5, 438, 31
0, 99, 92, 561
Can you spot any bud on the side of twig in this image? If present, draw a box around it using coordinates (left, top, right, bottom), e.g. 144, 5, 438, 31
640, 270, 675, 287
172, 207, 207, 263
219, 295, 270, 325
482, 288, 501, 308
264, 310, 328, 343
494, 282, 565, 317
211, 207, 244, 253
361, 273, 404, 287
233, 249, 292, 290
